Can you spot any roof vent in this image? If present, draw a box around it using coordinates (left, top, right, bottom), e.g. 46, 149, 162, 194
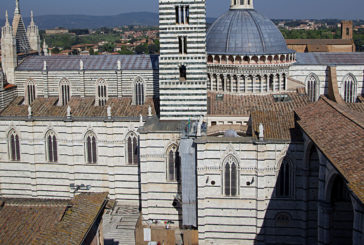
273, 94, 291, 102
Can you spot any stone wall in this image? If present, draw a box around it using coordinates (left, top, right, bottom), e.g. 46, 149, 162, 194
0, 118, 143, 205
196, 140, 306, 245
289, 64, 364, 100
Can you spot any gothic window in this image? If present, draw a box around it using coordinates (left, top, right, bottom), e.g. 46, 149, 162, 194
178, 36, 187, 54
276, 158, 294, 198
26, 80, 36, 105
342, 74, 357, 103
46, 130, 57, 162
134, 77, 145, 105
179, 65, 187, 81
223, 155, 239, 197
96, 79, 108, 106
167, 144, 180, 182
126, 132, 138, 165
175, 6, 189, 24
8, 129, 20, 161
85, 131, 97, 164
306, 74, 319, 102
59, 79, 70, 106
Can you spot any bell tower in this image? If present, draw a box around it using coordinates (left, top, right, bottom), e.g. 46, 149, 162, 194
159, 0, 207, 120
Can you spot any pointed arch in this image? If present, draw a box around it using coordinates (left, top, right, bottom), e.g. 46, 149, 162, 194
341, 73, 357, 103
96, 78, 108, 106
8, 129, 20, 161
276, 157, 294, 198
125, 131, 139, 165
25, 79, 36, 105
133, 76, 145, 105
45, 130, 58, 162
305, 73, 320, 102
85, 131, 97, 164
58, 78, 71, 106
166, 144, 180, 182
222, 155, 239, 196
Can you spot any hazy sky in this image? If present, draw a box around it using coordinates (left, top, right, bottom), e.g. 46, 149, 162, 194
1, 0, 363, 19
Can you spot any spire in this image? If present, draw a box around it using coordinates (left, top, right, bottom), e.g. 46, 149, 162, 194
15, 0, 20, 15
230, 0, 254, 10
5, 10, 9, 26
30, 10, 34, 25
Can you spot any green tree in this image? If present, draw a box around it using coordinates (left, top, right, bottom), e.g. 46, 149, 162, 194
135, 44, 148, 54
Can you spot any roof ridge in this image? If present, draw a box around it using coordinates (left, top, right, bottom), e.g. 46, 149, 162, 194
322, 96, 364, 129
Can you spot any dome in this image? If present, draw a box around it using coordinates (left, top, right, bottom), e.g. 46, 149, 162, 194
206, 9, 293, 55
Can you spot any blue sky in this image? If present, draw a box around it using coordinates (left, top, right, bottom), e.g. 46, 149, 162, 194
1, 0, 363, 19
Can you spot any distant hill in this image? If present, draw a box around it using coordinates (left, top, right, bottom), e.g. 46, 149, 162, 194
0, 12, 217, 29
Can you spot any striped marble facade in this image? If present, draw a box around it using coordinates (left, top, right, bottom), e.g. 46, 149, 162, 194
159, 0, 208, 120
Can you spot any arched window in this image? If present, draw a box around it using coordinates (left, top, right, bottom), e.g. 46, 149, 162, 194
306, 74, 319, 102
96, 79, 108, 106
342, 74, 357, 103
276, 157, 294, 198
59, 79, 70, 106
134, 77, 145, 105
46, 131, 57, 162
223, 155, 239, 196
85, 131, 97, 164
126, 132, 138, 165
25, 80, 36, 105
8, 129, 20, 161
167, 144, 180, 182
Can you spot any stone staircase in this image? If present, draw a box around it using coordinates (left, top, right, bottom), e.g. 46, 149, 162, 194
103, 205, 140, 245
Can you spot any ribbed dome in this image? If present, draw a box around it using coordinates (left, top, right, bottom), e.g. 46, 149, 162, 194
206, 9, 293, 55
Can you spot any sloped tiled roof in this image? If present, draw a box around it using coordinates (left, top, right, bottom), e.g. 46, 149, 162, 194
296, 97, 364, 203
286, 39, 353, 45
207, 91, 310, 116
251, 111, 300, 141
296, 52, 364, 65
0, 193, 108, 245
16, 55, 159, 71
0, 96, 156, 119
34, 193, 108, 245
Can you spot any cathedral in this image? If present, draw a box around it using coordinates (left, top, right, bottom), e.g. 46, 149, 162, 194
0, 0, 363, 244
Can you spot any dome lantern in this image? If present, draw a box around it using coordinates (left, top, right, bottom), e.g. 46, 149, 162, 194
230, 0, 254, 10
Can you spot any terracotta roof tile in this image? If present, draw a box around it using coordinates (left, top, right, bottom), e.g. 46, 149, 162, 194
251, 111, 301, 141
0, 193, 108, 245
296, 97, 364, 203
0, 97, 156, 119
208, 91, 311, 116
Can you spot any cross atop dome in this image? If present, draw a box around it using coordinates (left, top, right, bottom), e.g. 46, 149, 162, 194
230, 0, 254, 10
